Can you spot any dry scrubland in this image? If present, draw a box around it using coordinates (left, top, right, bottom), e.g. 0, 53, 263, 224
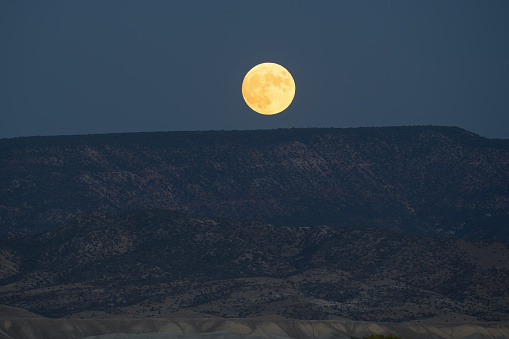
1, 126, 508, 240
1, 127, 508, 338
0, 210, 508, 323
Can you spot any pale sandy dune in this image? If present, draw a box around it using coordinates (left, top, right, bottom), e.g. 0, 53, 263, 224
1, 318, 509, 339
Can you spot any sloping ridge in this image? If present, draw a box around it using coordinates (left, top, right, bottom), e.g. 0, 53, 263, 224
1, 126, 508, 239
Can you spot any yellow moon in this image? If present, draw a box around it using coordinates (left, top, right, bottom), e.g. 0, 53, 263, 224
242, 62, 295, 115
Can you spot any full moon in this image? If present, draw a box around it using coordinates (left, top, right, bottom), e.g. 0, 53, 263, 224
242, 62, 295, 115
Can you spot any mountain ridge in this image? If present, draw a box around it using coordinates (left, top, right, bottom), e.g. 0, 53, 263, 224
1, 125, 508, 239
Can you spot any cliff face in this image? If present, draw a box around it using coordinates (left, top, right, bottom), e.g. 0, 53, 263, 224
1, 126, 508, 239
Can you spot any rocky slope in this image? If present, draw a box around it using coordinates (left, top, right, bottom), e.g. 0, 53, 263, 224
1, 210, 508, 322
1, 126, 508, 239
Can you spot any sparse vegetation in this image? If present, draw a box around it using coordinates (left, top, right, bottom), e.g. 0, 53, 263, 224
1, 126, 508, 240
0, 127, 508, 321
0, 210, 508, 321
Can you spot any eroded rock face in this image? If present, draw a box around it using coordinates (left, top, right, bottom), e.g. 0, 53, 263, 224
1, 318, 509, 339
1, 126, 508, 239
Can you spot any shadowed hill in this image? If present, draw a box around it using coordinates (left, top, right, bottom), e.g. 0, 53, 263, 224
1, 126, 508, 239
1, 209, 508, 321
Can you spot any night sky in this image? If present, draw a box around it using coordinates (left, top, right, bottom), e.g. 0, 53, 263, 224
2, 1, 508, 139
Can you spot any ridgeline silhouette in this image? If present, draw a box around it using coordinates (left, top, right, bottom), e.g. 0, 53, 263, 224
1, 126, 508, 239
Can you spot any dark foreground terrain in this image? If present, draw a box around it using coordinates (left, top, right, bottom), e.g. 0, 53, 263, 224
1, 210, 508, 323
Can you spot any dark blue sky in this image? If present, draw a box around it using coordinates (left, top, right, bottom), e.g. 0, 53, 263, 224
2, 1, 508, 139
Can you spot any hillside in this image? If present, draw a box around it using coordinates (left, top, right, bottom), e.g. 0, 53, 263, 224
1, 210, 508, 321
1, 126, 508, 239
